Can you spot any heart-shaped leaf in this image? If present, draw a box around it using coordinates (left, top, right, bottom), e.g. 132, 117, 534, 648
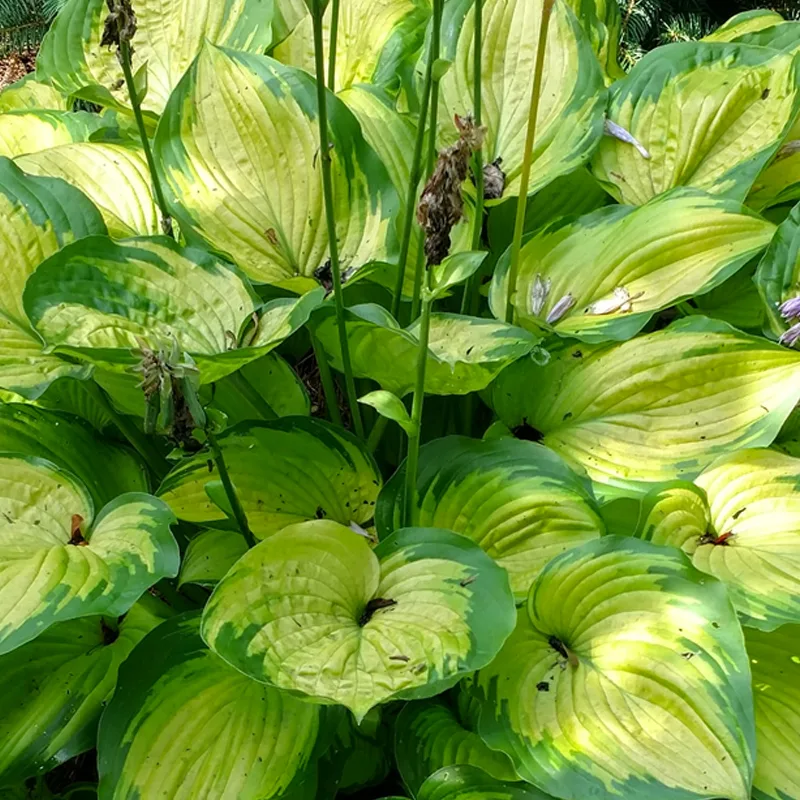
314, 305, 538, 397
178, 529, 248, 589
487, 317, 800, 494
377, 437, 604, 599
395, 696, 518, 796
492, 188, 774, 342
745, 625, 800, 800
98, 612, 328, 800
0, 110, 108, 158
0, 600, 168, 785
201, 521, 516, 720
155, 45, 396, 288
16, 143, 159, 237
593, 42, 800, 204
37, 0, 273, 116
471, 537, 755, 800
158, 417, 381, 539
438, 0, 606, 198
0, 455, 178, 654
0, 157, 106, 399
273, 0, 429, 94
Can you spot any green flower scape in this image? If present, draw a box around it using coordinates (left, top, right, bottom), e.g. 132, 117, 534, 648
2, 0, 800, 798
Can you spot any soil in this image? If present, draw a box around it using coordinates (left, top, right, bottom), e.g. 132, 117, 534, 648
0, 48, 37, 89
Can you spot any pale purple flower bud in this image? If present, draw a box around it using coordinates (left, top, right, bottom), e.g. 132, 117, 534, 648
604, 118, 651, 160
779, 296, 800, 321
777, 140, 800, 161
546, 293, 576, 325
779, 322, 800, 349
530, 274, 551, 316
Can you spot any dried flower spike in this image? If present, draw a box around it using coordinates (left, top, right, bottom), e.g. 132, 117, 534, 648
483, 158, 506, 200
102, 0, 137, 49
417, 114, 487, 267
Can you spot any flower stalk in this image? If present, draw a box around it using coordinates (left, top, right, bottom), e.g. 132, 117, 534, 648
310, 0, 364, 438
504, 0, 555, 323
327, 0, 340, 90
103, 0, 174, 238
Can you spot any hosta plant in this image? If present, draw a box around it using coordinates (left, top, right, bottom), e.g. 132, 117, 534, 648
2, 0, 800, 798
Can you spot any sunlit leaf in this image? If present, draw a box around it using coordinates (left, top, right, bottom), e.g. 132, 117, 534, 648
158, 417, 381, 540
98, 612, 327, 800
377, 436, 604, 599
201, 521, 516, 721
487, 316, 800, 494
593, 42, 800, 204
155, 44, 396, 288
471, 537, 755, 800
178, 529, 247, 589
0, 110, 108, 158
438, 0, 605, 198
703, 10, 785, 43
0, 75, 68, 113
491, 188, 773, 342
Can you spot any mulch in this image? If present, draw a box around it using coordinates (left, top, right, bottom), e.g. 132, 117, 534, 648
0, 48, 37, 89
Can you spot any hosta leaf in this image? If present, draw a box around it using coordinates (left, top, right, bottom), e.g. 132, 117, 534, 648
417, 766, 553, 800
735, 22, 800, 53
703, 10, 785, 43
745, 625, 800, 800
0, 456, 178, 654
755, 200, 800, 342
438, 0, 605, 198
565, 0, 623, 83
395, 697, 518, 796
273, 0, 429, 93
0, 110, 108, 158
314, 305, 538, 396
0, 600, 167, 785
0, 75, 68, 113
98, 612, 326, 800
377, 437, 604, 599
681, 263, 766, 332
0, 404, 147, 507
472, 537, 755, 800
178, 529, 247, 588
158, 418, 381, 539
155, 45, 396, 288
692, 448, 800, 630
207, 352, 310, 423
593, 42, 800, 205
0, 157, 106, 399
747, 142, 800, 212
635, 481, 710, 551
16, 143, 159, 237
273, 0, 308, 43
201, 521, 516, 720
23, 236, 320, 385
487, 317, 800, 493
491, 188, 773, 342
37, 0, 274, 116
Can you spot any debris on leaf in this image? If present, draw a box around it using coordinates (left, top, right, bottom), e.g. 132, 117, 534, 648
530, 274, 551, 316
585, 286, 645, 316
603, 118, 651, 159
482, 157, 506, 200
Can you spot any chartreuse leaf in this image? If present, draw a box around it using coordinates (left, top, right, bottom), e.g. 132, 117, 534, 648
593, 42, 800, 205
201, 521, 516, 721
314, 305, 538, 397
0, 75, 68, 113
416, 766, 553, 800
429, 252, 487, 301
158, 418, 381, 539
360, 391, 415, 435
471, 537, 755, 800
565, 0, 623, 82
395, 695, 518, 796
98, 612, 327, 800
155, 45, 396, 289
487, 317, 800, 493
755, 200, 800, 341
437, 0, 605, 198
747, 141, 800, 212
745, 625, 800, 800
178, 529, 248, 588
23, 236, 321, 385
703, 10, 785, 42
0, 404, 147, 507
691, 449, 800, 630
273, 0, 307, 42
37, 0, 273, 116
634, 481, 710, 551
16, 143, 159, 237
273, 0, 429, 93
0, 110, 108, 158
0, 455, 178, 655
491, 188, 773, 342
0, 157, 106, 399
0, 599, 168, 785
377, 437, 604, 599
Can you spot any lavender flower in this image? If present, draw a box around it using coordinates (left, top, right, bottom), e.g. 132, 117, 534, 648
779, 296, 800, 321
546, 293, 576, 325
780, 322, 800, 349
603, 119, 651, 160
